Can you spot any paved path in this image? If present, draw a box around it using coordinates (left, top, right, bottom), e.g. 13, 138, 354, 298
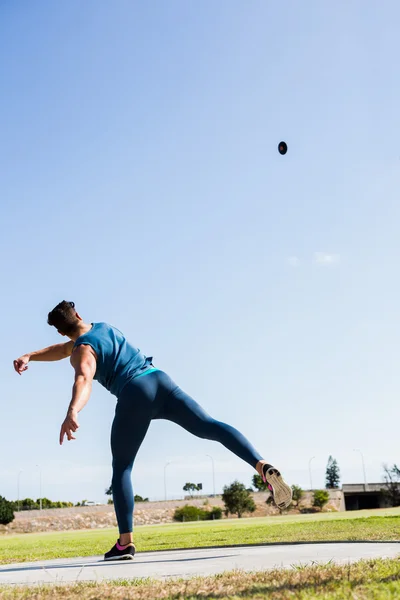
0, 543, 399, 586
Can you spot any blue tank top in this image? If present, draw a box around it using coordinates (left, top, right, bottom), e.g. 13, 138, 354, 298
73, 322, 154, 397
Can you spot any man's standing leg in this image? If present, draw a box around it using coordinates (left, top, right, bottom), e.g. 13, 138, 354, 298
105, 389, 152, 560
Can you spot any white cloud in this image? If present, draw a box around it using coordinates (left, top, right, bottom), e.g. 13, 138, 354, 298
287, 256, 300, 267
313, 252, 340, 266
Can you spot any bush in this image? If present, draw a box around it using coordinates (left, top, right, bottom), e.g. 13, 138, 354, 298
222, 481, 256, 518
134, 495, 149, 502
313, 489, 330, 509
292, 485, 304, 506
173, 505, 208, 522
0, 496, 15, 525
20, 498, 38, 511
173, 504, 222, 522
107, 498, 114, 505
38, 498, 53, 509
207, 506, 222, 520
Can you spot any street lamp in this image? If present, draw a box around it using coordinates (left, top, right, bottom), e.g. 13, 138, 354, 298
36, 465, 42, 510
164, 462, 171, 501
206, 454, 216, 497
17, 470, 23, 512
353, 449, 367, 489
308, 456, 315, 491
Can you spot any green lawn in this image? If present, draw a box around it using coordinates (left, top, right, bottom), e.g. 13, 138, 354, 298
1, 558, 400, 599
0, 508, 399, 565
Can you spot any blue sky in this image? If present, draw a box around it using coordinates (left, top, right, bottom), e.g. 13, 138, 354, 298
1, 0, 400, 505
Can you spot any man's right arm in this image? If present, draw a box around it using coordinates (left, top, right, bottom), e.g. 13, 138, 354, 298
13, 341, 74, 375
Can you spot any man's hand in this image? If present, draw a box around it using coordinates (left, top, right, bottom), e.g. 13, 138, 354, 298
13, 355, 30, 375
59, 410, 79, 445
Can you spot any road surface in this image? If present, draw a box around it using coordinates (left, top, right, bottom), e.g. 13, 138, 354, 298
0, 542, 398, 586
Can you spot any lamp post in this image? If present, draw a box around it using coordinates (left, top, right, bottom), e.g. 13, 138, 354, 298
206, 454, 216, 497
36, 465, 42, 510
17, 470, 23, 512
164, 462, 171, 501
308, 456, 315, 491
353, 449, 367, 490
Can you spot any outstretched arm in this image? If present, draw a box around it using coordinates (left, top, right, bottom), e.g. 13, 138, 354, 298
59, 345, 97, 445
13, 342, 74, 375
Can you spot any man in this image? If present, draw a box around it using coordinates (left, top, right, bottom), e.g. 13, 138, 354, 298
14, 301, 292, 561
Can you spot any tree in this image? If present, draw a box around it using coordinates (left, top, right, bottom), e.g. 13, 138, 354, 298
0, 496, 15, 525
291, 485, 304, 506
183, 482, 200, 496
381, 464, 400, 507
222, 480, 256, 518
252, 473, 269, 492
313, 489, 329, 509
105, 484, 113, 497
20, 498, 38, 511
38, 497, 52, 509
325, 456, 340, 489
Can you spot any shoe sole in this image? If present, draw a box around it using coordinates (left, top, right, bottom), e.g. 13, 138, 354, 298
265, 468, 292, 510
104, 554, 135, 561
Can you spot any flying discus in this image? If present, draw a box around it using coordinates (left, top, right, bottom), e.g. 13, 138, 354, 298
278, 141, 287, 155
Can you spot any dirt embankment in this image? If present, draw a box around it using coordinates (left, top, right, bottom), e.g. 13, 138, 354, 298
0, 491, 342, 534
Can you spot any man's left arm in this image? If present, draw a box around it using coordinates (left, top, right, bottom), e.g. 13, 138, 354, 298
59, 345, 97, 445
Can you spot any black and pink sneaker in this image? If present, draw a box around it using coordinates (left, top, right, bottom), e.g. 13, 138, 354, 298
104, 540, 136, 561
257, 461, 292, 510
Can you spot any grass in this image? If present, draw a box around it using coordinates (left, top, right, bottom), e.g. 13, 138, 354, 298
1, 558, 400, 598
0, 508, 399, 565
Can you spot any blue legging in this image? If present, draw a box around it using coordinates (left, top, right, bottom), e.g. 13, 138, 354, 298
111, 370, 263, 533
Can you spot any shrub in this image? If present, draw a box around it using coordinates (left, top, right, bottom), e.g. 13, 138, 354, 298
207, 506, 222, 520
292, 485, 304, 506
0, 496, 15, 525
222, 481, 256, 518
20, 498, 38, 511
107, 498, 114, 505
313, 489, 330, 509
38, 498, 53, 509
134, 495, 149, 502
173, 505, 207, 522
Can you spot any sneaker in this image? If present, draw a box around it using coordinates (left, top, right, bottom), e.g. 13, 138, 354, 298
257, 461, 292, 510
104, 540, 136, 561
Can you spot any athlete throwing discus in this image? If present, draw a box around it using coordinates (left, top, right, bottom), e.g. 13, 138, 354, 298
13, 301, 292, 561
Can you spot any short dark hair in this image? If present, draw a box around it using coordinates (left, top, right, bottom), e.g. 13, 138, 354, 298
47, 301, 80, 335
